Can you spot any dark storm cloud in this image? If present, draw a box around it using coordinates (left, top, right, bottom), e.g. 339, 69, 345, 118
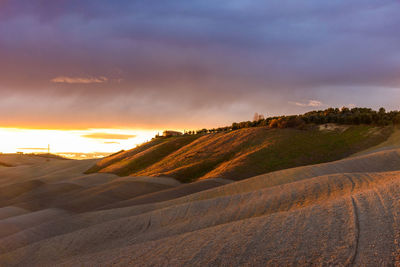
0, 0, 399, 128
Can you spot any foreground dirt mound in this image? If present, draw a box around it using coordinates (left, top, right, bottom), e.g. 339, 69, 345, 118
100, 178, 233, 210
0, 207, 28, 220
1, 140, 400, 265
87, 125, 392, 182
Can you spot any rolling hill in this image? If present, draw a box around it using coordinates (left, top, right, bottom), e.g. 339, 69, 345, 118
0, 128, 400, 265
87, 125, 393, 182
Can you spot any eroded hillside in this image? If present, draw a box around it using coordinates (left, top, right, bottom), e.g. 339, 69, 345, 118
1, 133, 400, 265
87, 125, 393, 182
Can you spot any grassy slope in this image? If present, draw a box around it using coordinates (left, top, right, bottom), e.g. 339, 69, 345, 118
85, 138, 169, 174
352, 127, 400, 157
86, 135, 200, 176
203, 125, 393, 180
88, 125, 393, 182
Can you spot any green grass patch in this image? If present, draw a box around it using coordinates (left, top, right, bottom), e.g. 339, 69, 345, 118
226, 125, 393, 180
85, 137, 169, 174
113, 135, 201, 176
85, 125, 393, 183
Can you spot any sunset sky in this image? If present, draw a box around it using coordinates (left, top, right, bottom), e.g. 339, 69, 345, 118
1, 1, 400, 154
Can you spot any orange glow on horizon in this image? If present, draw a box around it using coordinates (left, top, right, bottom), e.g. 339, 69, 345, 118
0, 127, 166, 157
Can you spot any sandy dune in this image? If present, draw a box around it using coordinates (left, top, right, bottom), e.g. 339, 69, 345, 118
0, 132, 400, 266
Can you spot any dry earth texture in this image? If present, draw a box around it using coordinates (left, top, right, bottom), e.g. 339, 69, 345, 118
0, 127, 399, 266
86, 125, 392, 182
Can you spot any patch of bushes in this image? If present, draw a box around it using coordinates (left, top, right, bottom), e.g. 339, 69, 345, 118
187, 107, 400, 134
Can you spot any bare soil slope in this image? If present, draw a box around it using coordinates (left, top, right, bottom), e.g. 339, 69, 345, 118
0, 129, 400, 266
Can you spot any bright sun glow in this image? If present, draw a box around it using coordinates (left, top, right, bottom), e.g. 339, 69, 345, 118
0, 128, 162, 158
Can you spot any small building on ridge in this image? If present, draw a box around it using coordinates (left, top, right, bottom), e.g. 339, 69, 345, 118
163, 130, 183, 137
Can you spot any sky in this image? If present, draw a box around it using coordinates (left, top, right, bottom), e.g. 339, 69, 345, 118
0, 127, 158, 155
0, 0, 400, 154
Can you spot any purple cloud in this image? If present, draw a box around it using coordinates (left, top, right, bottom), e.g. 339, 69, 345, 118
0, 0, 399, 129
